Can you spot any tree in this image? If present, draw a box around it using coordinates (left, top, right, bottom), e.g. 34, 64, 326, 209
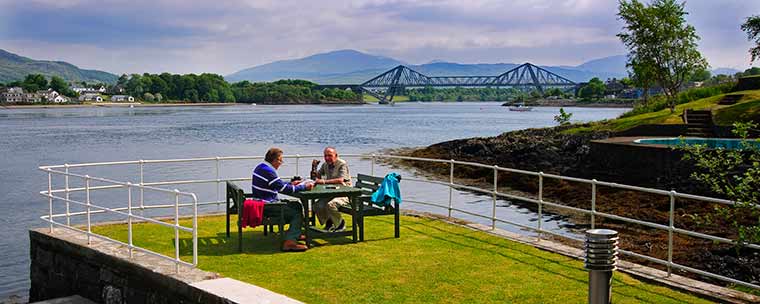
143, 92, 155, 102
22, 74, 48, 92
554, 108, 573, 125
579, 77, 606, 99
741, 15, 760, 63
682, 122, 760, 249
689, 68, 711, 82
618, 0, 708, 112
154, 93, 163, 102
49, 76, 75, 96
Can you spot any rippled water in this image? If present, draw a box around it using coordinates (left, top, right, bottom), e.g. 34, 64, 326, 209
0, 102, 628, 300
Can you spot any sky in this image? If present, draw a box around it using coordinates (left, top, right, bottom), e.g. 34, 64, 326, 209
1, 0, 758, 75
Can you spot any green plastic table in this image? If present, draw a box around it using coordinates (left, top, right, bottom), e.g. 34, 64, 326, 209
290, 184, 365, 247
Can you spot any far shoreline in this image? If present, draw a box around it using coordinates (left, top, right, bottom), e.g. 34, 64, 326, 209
1, 100, 633, 109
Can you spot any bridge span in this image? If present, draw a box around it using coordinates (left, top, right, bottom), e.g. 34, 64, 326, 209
316, 63, 578, 104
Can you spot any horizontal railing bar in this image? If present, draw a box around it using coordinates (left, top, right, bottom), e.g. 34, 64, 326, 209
43, 194, 193, 232
451, 207, 494, 221
594, 211, 670, 230
404, 199, 446, 209
372, 154, 452, 164
672, 227, 760, 250
540, 200, 592, 215
40, 160, 140, 169
41, 218, 194, 267
495, 192, 540, 204
43, 168, 195, 197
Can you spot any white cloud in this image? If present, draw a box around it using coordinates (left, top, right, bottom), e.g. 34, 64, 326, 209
1, 0, 757, 75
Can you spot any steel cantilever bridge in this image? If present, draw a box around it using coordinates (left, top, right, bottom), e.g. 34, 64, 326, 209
353, 62, 578, 104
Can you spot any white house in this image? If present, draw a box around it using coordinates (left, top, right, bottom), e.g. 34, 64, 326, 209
97, 86, 107, 93
50, 95, 69, 103
1, 87, 25, 103
79, 93, 103, 102
111, 95, 135, 102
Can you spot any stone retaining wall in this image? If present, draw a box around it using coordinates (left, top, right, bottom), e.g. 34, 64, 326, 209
29, 228, 227, 304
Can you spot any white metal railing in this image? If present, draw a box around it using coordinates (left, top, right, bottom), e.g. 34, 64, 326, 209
39, 153, 759, 290
39, 166, 198, 272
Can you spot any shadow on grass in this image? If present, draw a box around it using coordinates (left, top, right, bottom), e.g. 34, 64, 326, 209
399, 217, 691, 303
178, 224, 396, 256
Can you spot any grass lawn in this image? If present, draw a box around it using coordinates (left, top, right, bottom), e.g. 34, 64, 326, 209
93, 214, 712, 303
565, 89, 760, 134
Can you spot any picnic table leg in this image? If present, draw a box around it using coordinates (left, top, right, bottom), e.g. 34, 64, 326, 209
301, 198, 311, 248
351, 196, 357, 243
359, 196, 365, 241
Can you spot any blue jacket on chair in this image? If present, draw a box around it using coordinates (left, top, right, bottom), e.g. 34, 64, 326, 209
371, 172, 402, 206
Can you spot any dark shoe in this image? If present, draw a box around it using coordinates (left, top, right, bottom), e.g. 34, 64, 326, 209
324, 219, 333, 230
282, 240, 308, 252
330, 219, 346, 232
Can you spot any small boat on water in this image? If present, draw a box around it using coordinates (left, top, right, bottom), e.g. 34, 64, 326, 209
508, 103, 533, 112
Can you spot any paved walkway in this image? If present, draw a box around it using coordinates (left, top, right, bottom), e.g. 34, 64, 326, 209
191, 278, 303, 304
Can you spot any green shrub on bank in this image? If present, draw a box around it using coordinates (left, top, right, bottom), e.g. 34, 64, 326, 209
621, 82, 735, 117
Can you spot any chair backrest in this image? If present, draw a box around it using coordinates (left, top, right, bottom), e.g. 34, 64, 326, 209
355, 173, 382, 195
226, 181, 245, 213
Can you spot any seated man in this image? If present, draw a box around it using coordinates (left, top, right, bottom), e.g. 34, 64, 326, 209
313, 146, 352, 231
252, 147, 314, 252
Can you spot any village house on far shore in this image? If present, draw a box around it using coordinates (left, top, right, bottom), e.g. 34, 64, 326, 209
0, 87, 70, 103
111, 95, 134, 102
78, 93, 103, 102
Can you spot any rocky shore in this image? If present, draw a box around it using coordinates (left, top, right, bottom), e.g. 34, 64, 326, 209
392, 124, 759, 288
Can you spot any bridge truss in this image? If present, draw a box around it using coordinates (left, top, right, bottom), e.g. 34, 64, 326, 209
359, 63, 577, 104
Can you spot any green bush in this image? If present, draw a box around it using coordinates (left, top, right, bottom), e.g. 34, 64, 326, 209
620, 82, 734, 117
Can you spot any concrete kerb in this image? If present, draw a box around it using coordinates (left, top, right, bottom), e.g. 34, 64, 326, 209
400, 210, 759, 304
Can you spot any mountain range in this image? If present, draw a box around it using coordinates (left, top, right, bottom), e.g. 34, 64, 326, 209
0, 49, 117, 84
0, 48, 742, 86
227, 49, 742, 84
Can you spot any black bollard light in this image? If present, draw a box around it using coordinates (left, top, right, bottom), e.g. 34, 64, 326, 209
585, 229, 619, 304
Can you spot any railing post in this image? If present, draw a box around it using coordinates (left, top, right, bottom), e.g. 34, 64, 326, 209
192, 194, 198, 266
668, 190, 676, 277
47, 169, 53, 233
139, 160, 145, 210
215, 156, 221, 211
295, 154, 300, 176
492, 165, 498, 230
371, 154, 376, 176
448, 160, 454, 219
586, 229, 619, 304
85, 175, 91, 245
538, 172, 544, 240
174, 189, 180, 273
64, 164, 70, 226
591, 179, 597, 229
127, 182, 133, 258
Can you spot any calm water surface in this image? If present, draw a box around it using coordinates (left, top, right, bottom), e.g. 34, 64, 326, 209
0, 102, 628, 300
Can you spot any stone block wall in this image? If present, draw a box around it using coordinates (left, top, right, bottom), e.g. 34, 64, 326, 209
29, 229, 227, 304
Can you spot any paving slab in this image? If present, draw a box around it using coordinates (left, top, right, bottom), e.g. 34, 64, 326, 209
191, 278, 304, 304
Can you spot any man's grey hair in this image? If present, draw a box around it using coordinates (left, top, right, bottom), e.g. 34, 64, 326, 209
324, 146, 337, 155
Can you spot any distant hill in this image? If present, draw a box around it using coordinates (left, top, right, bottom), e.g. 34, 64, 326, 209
0, 49, 118, 84
226, 49, 629, 84
711, 67, 741, 76
574, 55, 628, 76
226, 49, 404, 82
